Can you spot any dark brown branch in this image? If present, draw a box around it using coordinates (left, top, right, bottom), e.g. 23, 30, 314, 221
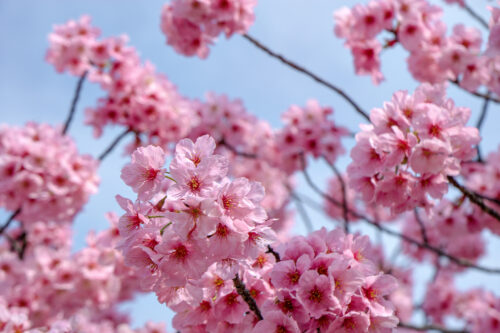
289, 191, 314, 233
63, 71, 88, 135
450, 80, 500, 104
301, 167, 500, 274
473, 191, 500, 206
476, 92, 491, 132
475, 92, 491, 162
98, 128, 132, 161
463, 3, 489, 30
0, 208, 21, 235
414, 209, 429, 245
266, 245, 281, 262
232, 274, 263, 320
399, 321, 468, 333
242, 34, 370, 121
218, 138, 258, 159
17, 231, 28, 260
448, 176, 500, 224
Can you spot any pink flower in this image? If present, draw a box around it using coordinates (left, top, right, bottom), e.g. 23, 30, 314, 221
361, 274, 399, 316
409, 139, 451, 174
213, 291, 248, 324
328, 312, 370, 333
252, 311, 300, 333
270, 255, 311, 290
297, 270, 339, 318
115, 195, 151, 236
121, 145, 166, 201
156, 228, 209, 286
173, 134, 218, 168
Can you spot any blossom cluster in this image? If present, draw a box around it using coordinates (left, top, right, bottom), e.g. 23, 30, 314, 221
276, 100, 349, 174
420, 271, 500, 333
347, 83, 479, 214
46, 18, 348, 202
160, 0, 257, 58
402, 200, 485, 267
169, 227, 399, 332
45, 16, 350, 241
324, 173, 394, 225
117, 135, 276, 302
334, 0, 500, 99
0, 122, 99, 224
0, 213, 166, 332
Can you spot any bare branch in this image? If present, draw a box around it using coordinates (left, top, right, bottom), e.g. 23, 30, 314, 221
232, 274, 263, 320
266, 245, 281, 262
63, 71, 88, 135
448, 176, 500, 224
218, 138, 258, 159
450, 80, 500, 104
242, 34, 370, 121
475, 92, 491, 162
413, 208, 429, 245
301, 167, 500, 274
289, 191, 314, 233
98, 128, 132, 161
0, 208, 21, 235
462, 3, 489, 29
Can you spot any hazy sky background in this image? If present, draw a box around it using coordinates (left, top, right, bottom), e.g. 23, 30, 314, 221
0, 0, 498, 330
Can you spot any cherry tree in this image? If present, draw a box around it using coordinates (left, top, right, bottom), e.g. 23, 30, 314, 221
1, 0, 500, 332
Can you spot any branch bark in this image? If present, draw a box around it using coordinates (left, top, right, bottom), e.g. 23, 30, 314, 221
232, 274, 263, 320
242, 33, 370, 121
63, 71, 88, 135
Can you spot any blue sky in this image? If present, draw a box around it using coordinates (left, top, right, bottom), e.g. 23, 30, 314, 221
1, 0, 499, 330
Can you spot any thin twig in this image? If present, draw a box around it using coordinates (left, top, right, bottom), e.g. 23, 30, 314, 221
0, 208, 21, 235
289, 191, 314, 233
232, 274, 263, 320
475, 92, 491, 162
448, 176, 500, 224
463, 3, 489, 29
62, 71, 88, 135
324, 158, 349, 233
98, 128, 132, 161
242, 33, 370, 121
450, 80, 500, 104
413, 209, 429, 245
301, 167, 500, 274
398, 322, 468, 333
476, 92, 491, 132
218, 138, 257, 159
266, 245, 281, 262
17, 231, 28, 260
473, 191, 500, 206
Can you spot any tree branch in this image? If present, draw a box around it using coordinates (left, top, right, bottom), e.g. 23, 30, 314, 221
450, 80, 500, 104
266, 245, 281, 262
399, 322, 468, 333
475, 92, 491, 162
232, 274, 263, 320
62, 71, 88, 135
98, 128, 132, 161
447, 176, 500, 224
462, 3, 489, 30
218, 138, 258, 159
0, 208, 21, 235
289, 191, 314, 233
414, 208, 429, 245
301, 167, 500, 274
242, 34, 370, 121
